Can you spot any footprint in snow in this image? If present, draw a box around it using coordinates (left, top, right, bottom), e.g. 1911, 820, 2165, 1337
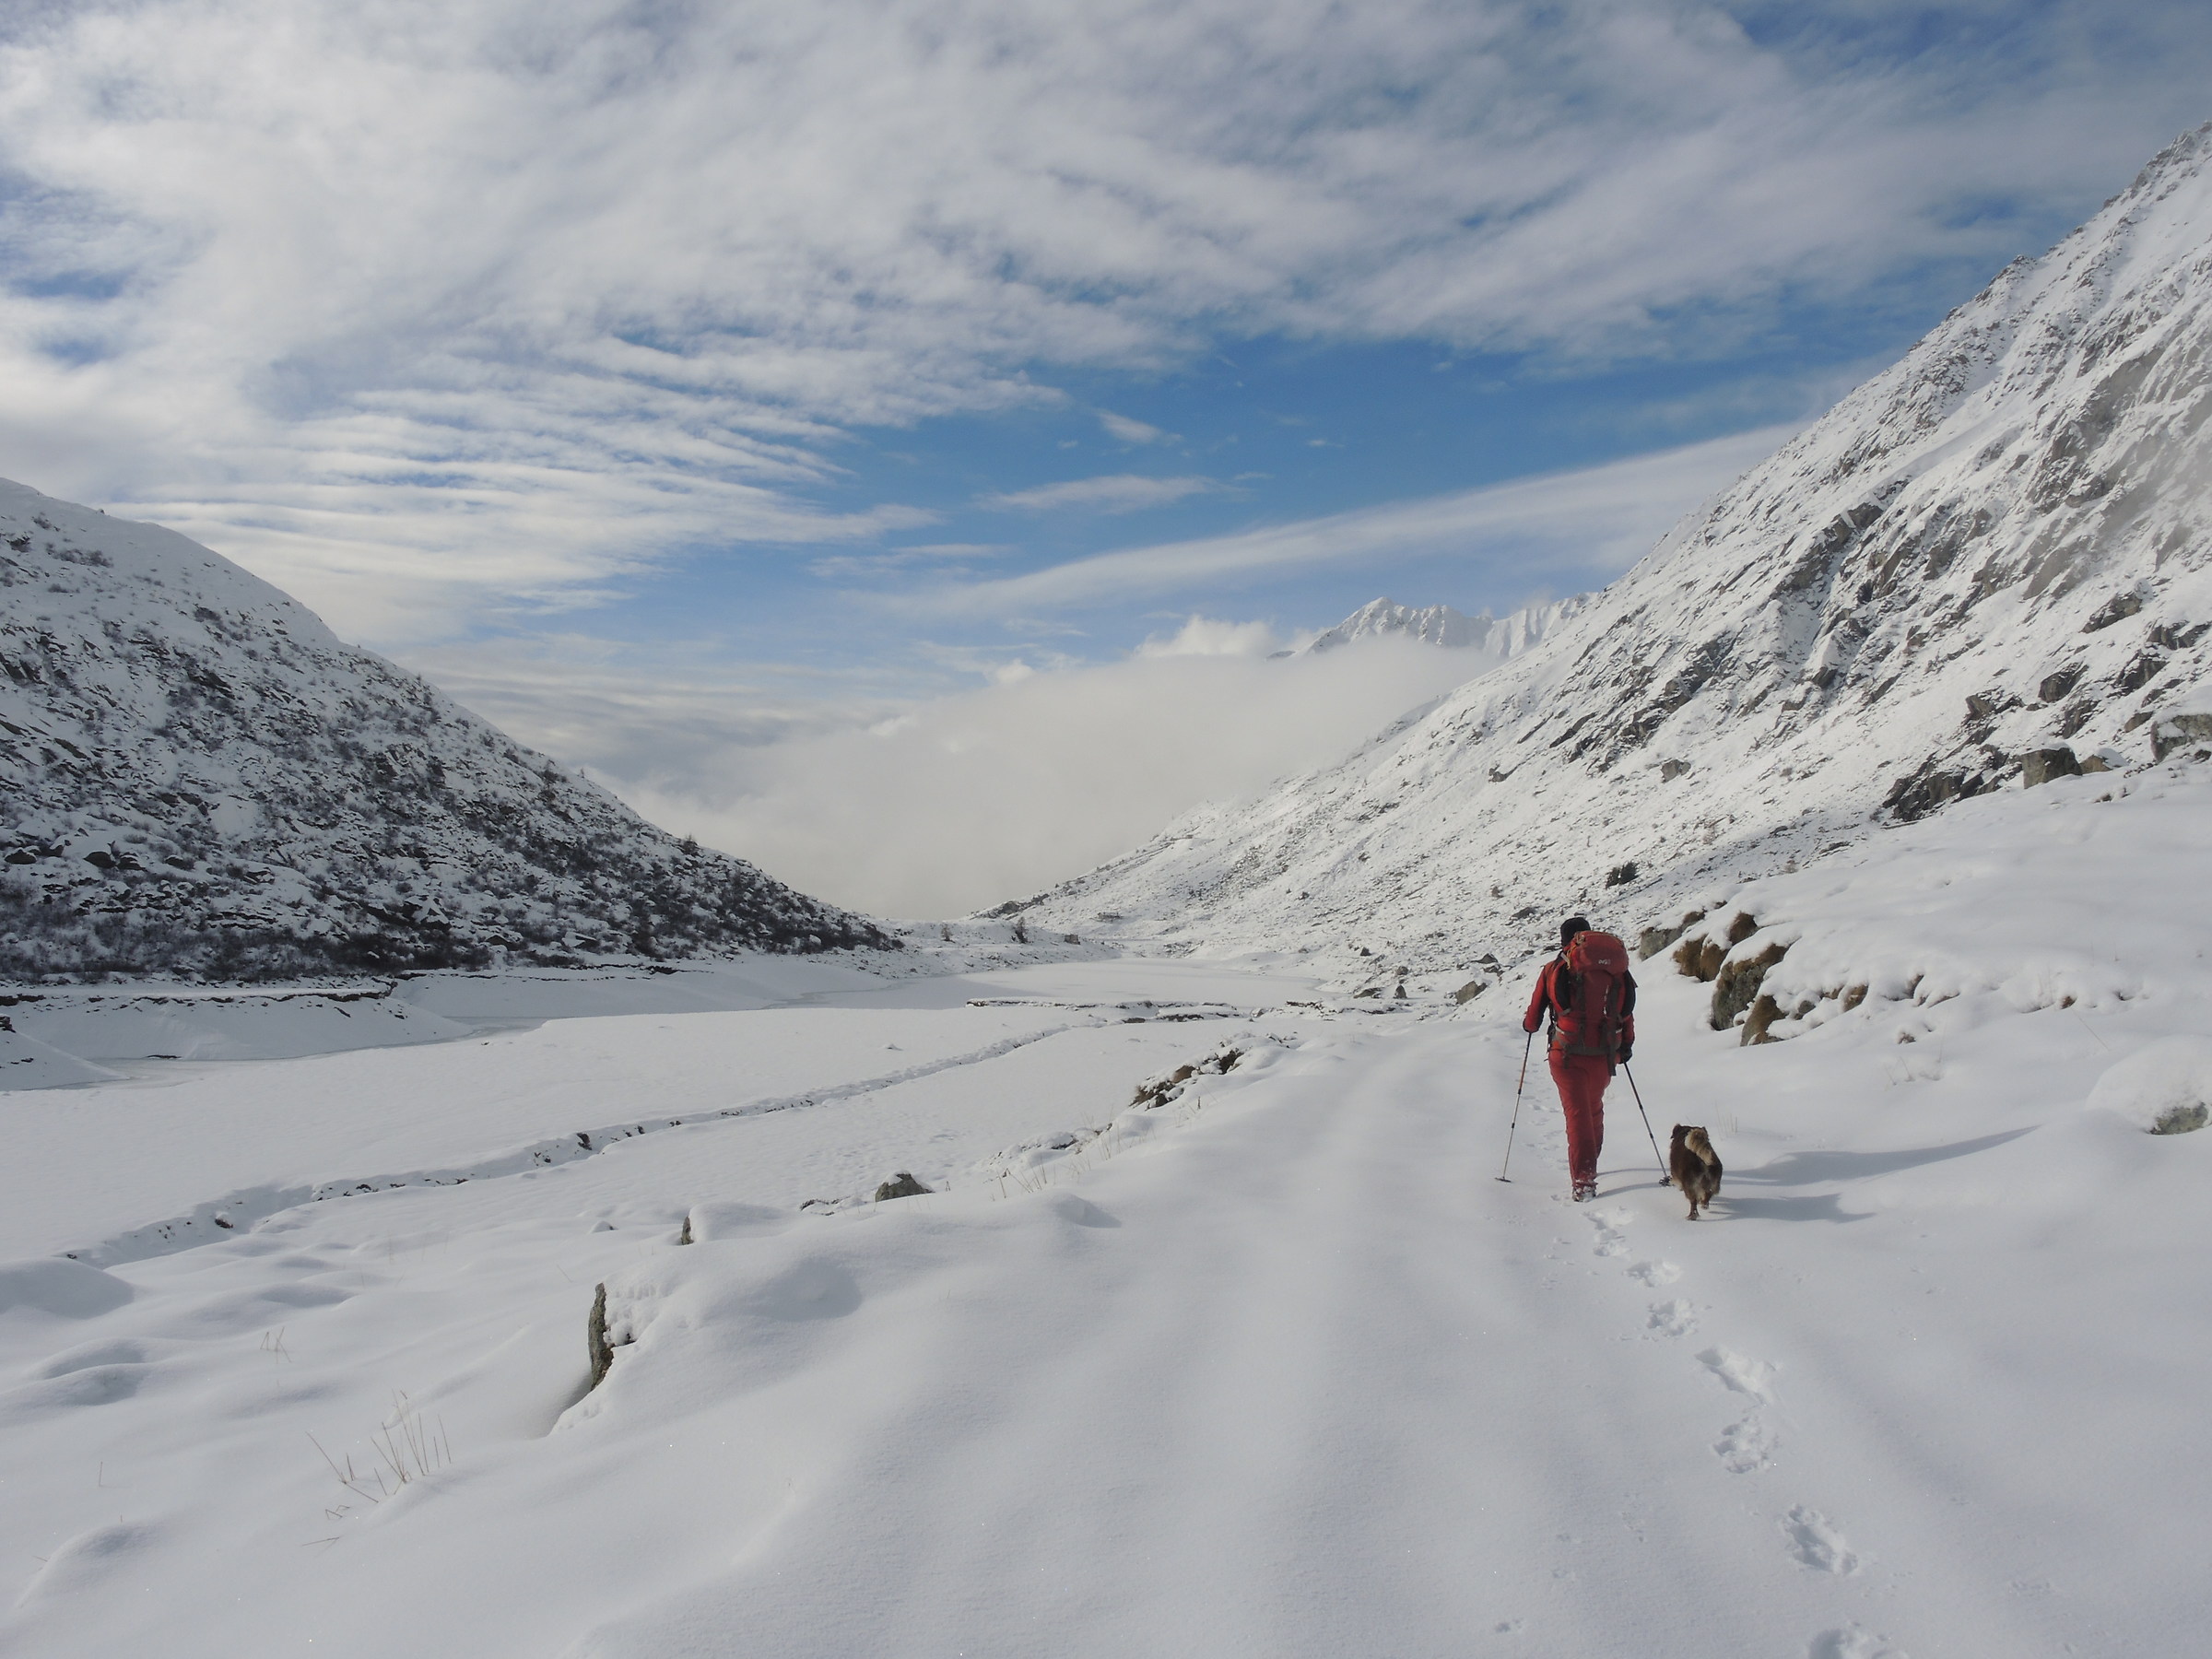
1698, 1346, 1777, 1403
1586, 1209, 1631, 1257
1645, 1300, 1697, 1338
1713, 1415, 1776, 1473
1781, 1505, 1861, 1574
1628, 1260, 1681, 1287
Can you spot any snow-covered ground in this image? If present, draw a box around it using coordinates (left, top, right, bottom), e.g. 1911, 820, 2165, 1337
6, 773, 2211, 1656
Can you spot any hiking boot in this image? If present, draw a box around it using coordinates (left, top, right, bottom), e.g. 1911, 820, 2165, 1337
1571, 1181, 1597, 1202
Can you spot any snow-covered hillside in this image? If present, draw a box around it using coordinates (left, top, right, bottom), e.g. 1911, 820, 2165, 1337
1015, 124, 2212, 978
1300, 594, 1585, 656
0, 478, 888, 979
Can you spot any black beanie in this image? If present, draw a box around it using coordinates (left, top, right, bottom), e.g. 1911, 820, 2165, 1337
1560, 916, 1591, 946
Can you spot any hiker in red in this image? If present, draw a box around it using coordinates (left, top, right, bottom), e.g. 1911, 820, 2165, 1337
1523, 916, 1636, 1201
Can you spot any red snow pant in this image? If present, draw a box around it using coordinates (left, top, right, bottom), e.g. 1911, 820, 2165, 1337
1548, 1050, 1610, 1190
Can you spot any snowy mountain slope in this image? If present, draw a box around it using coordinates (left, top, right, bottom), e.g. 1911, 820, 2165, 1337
1300, 594, 1586, 655
0, 477, 889, 979
1016, 124, 2212, 975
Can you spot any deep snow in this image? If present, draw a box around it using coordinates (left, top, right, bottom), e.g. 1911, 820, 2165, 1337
5, 771, 2212, 1656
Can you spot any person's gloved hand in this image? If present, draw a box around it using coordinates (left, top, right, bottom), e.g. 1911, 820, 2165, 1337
1618, 1047, 1632, 1064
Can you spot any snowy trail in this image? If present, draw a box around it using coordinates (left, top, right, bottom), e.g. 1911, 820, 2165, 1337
549, 970, 2209, 1658
5, 924, 2210, 1655
558, 1015, 1925, 1658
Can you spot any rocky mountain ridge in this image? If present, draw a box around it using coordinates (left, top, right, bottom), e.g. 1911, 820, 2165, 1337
0, 479, 890, 980
1010, 123, 2212, 981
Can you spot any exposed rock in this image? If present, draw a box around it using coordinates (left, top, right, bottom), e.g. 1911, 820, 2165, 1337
2152, 1102, 2209, 1135
1674, 934, 1727, 982
2039, 665, 2084, 702
1741, 993, 1784, 1045
1129, 1045, 1242, 1108
1659, 759, 1690, 782
1641, 908, 1707, 960
1725, 912, 1759, 947
2082, 591, 2144, 632
2116, 651, 2168, 693
1712, 940, 1790, 1030
676, 1213, 694, 1245
2152, 711, 2212, 760
587, 1283, 615, 1390
874, 1172, 931, 1202
1884, 761, 1998, 823
2022, 747, 2082, 786
1841, 984, 1869, 1011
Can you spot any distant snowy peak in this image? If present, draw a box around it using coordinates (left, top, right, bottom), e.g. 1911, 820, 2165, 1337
0, 477, 890, 980
1304, 598, 1477, 651
1015, 121, 2212, 973
1301, 595, 1586, 658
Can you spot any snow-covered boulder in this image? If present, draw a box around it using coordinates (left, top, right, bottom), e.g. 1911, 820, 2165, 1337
2088, 1037, 2212, 1135
0, 1256, 133, 1319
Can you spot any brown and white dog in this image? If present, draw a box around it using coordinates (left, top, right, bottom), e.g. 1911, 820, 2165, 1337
1668, 1125, 1723, 1219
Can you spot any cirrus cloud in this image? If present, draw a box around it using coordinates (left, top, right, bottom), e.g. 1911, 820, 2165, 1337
978, 474, 1224, 513
0, 2, 2206, 642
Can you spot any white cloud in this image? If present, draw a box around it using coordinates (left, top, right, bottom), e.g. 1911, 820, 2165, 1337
1099, 410, 1171, 444
978, 474, 1222, 513
1, 1, 2204, 638
922, 424, 1794, 615
1135, 616, 1285, 657
593, 633, 1492, 917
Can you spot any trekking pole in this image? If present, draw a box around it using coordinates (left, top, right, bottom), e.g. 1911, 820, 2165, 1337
1622, 1062, 1668, 1182
1497, 1030, 1535, 1182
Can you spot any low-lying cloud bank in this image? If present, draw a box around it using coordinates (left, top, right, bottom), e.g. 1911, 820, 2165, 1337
505, 629, 1502, 919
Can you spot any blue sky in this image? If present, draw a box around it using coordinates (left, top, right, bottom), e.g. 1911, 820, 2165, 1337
3, 0, 2210, 910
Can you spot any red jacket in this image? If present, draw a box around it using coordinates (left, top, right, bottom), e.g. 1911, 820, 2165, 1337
1523, 956, 1637, 1053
